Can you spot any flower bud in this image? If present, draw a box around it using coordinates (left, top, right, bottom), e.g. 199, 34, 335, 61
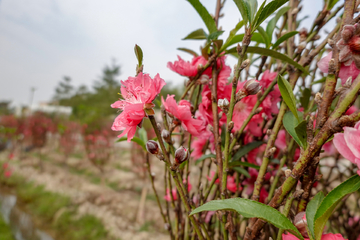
243, 79, 261, 96
161, 129, 172, 144
199, 74, 209, 84
294, 212, 309, 238
228, 121, 234, 132
174, 146, 190, 164
218, 98, 230, 113
146, 140, 159, 155
344, 76, 353, 88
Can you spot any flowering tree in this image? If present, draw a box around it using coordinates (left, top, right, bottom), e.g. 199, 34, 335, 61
112, 1, 360, 239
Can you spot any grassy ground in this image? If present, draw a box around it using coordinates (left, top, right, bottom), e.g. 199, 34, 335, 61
0, 211, 15, 240
0, 174, 113, 240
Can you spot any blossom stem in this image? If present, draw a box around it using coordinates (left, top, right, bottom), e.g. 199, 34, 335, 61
145, 153, 174, 239
267, 139, 295, 202
148, 115, 208, 240
276, 187, 296, 240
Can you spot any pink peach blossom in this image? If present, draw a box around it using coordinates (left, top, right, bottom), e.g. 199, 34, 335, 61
4, 170, 11, 178
162, 95, 207, 137
167, 55, 209, 77
333, 121, 360, 176
111, 73, 166, 141
282, 233, 347, 240
207, 171, 239, 193
317, 52, 360, 84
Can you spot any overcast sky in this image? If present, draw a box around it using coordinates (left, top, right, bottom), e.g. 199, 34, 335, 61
0, 0, 329, 106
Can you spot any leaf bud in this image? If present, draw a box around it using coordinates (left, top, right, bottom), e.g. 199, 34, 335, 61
174, 146, 190, 164
236, 43, 242, 55
146, 140, 159, 155
228, 121, 234, 132
241, 59, 250, 69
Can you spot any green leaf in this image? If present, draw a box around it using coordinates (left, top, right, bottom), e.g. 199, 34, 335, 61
138, 128, 148, 145
227, 33, 266, 47
314, 175, 360, 240
253, 0, 267, 28
195, 154, 216, 165
201, 42, 211, 59
186, 0, 217, 34
233, 167, 251, 178
257, 26, 270, 48
311, 77, 326, 85
208, 30, 225, 40
220, 20, 244, 52
253, 0, 289, 30
190, 198, 304, 240
226, 46, 309, 74
134, 44, 143, 67
229, 161, 260, 170
327, 0, 339, 10
244, 0, 258, 24
300, 88, 311, 110
231, 141, 264, 162
294, 120, 307, 148
306, 192, 325, 240
278, 75, 299, 121
283, 111, 304, 148
116, 136, 146, 151
233, 0, 251, 24
183, 28, 208, 40
177, 48, 199, 57
266, 6, 290, 41
272, 31, 299, 49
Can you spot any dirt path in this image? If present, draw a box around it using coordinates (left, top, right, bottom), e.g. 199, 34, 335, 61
1, 144, 170, 240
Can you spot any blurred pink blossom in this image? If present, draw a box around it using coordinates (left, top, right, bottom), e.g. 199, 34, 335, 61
282, 233, 346, 240
4, 170, 11, 178
167, 55, 209, 77
317, 52, 360, 84
162, 95, 208, 137
333, 121, 360, 176
111, 73, 166, 142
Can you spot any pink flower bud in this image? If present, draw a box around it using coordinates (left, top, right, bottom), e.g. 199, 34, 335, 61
161, 129, 172, 144
174, 146, 190, 164
243, 79, 261, 96
293, 212, 309, 238
146, 140, 159, 155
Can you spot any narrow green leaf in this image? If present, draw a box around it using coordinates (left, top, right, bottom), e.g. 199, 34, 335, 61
186, 0, 217, 33
231, 141, 264, 162
138, 128, 148, 145
300, 88, 311, 110
327, 0, 339, 10
229, 161, 260, 170
254, 0, 289, 30
116, 136, 146, 151
226, 46, 309, 74
134, 44, 143, 67
253, 0, 267, 28
220, 20, 244, 52
257, 26, 270, 48
208, 30, 225, 40
233, 0, 251, 24
272, 31, 299, 49
294, 120, 307, 148
266, 6, 290, 41
306, 192, 325, 240
283, 111, 303, 148
177, 48, 199, 57
311, 77, 326, 85
278, 75, 299, 121
190, 198, 304, 240
195, 154, 216, 165
183, 28, 208, 40
227, 33, 266, 47
314, 175, 360, 240
233, 167, 251, 178
244, 0, 258, 24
